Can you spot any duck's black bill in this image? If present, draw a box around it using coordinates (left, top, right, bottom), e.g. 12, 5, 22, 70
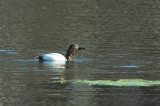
78, 47, 86, 50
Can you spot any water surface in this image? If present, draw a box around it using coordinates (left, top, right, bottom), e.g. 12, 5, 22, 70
0, 0, 160, 106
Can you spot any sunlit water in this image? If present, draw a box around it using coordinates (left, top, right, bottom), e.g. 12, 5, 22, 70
0, 0, 160, 106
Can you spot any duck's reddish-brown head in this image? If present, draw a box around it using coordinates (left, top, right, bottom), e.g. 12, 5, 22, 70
65, 44, 86, 61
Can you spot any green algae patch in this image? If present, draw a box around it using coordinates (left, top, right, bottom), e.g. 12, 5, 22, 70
72, 79, 160, 86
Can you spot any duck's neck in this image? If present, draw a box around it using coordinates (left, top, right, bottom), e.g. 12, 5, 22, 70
65, 48, 76, 61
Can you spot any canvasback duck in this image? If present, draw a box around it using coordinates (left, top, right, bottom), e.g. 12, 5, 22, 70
36, 44, 86, 62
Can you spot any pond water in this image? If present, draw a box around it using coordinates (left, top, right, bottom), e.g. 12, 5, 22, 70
0, 0, 160, 106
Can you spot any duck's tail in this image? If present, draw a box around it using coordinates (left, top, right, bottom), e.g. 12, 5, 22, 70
35, 56, 44, 61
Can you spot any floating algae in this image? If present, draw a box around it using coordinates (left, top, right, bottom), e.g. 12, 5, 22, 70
72, 79, 160, 87
52, 78, 160, 87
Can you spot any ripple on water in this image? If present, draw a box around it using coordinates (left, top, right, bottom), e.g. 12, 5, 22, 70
71, 58, 89, 62
33, 70, 48, 72
7, 52, 19, 54
113, 65, 139, 68
0, 50, 18, 55
14, 59, 37, 62
0, 50, 12, 52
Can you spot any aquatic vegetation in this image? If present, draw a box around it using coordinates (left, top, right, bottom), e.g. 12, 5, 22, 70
73, 79, 160, 86
51, 78, 160, 86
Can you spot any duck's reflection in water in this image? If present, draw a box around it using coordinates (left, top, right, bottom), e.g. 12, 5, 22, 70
36, 60, 81, 82
41, 61, 66, 69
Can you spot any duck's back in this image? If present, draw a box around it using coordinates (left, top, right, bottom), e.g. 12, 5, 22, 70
41, 53, 66, 61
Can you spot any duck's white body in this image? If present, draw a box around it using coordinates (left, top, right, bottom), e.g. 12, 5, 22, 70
36, 44, 86, 62
42, 53, 67, 61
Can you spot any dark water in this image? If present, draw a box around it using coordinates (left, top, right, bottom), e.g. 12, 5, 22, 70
0, 0, 160, 106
